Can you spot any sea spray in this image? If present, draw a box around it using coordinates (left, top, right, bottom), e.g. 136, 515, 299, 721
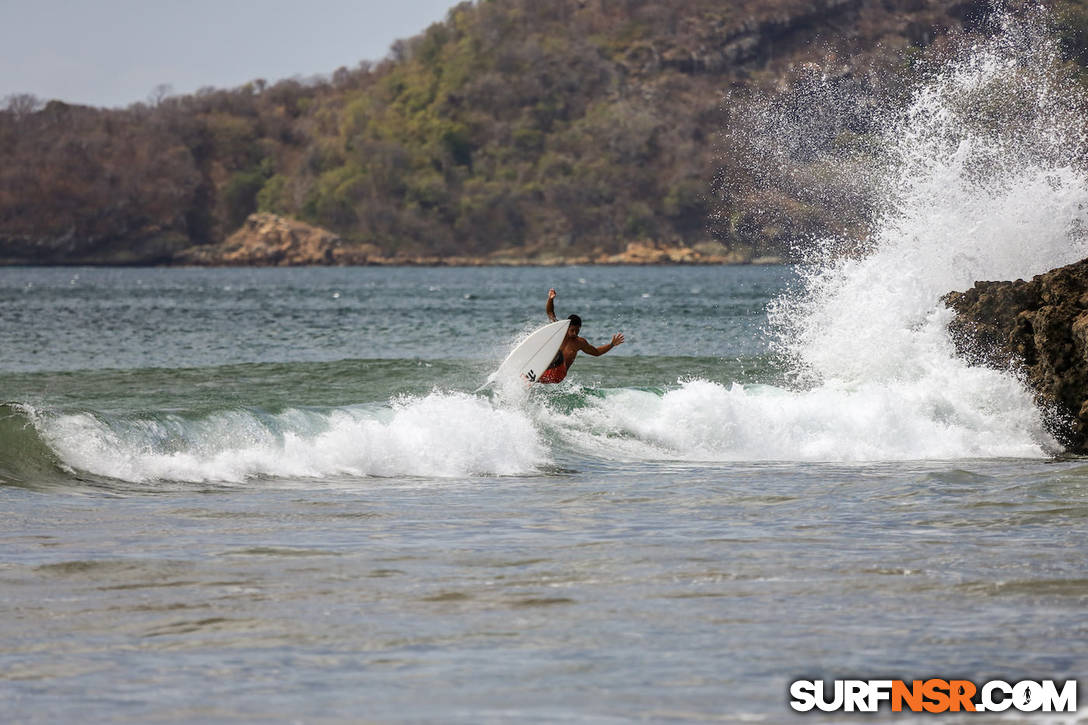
552, 10, 1088, 462
773, 9, 1088, 386
780, 9, 1088, 454
763, 10, 1088, 459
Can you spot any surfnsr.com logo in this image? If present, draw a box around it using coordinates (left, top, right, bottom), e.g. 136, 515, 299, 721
789, 679, 1077, 713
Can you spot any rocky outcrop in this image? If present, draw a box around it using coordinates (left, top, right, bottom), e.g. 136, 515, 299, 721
944, 257, 1088, 452
175, 213, 380, 266
175, 222, 783, 266
596, 241, 780, 265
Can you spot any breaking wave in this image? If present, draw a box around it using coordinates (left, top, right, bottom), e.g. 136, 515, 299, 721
7, 394, 546, 485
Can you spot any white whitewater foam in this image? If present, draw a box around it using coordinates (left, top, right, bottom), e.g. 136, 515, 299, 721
35, 392, 547, 483
549, 376, 1048, 462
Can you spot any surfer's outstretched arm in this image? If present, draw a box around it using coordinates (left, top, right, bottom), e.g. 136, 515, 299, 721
546, 288, 558, 322
578, 333, 625, 357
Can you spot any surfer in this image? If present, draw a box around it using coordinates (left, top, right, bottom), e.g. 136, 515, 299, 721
541, 288, 624, 383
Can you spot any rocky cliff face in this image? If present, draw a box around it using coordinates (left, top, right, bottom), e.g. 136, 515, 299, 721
944, 257, 1088, 452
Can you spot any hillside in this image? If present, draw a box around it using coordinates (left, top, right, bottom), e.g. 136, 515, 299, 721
1, 0, 1085, 265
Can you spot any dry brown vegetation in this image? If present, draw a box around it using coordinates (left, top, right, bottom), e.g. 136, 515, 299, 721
1, 0, 1082, 265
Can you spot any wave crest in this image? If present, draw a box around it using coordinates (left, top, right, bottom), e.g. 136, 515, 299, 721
23, 392, 546, 484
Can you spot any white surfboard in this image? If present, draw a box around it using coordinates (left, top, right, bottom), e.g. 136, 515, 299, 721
482, 319, 570, 390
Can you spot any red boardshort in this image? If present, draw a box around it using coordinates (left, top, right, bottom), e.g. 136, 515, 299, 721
538, 363, 567, 384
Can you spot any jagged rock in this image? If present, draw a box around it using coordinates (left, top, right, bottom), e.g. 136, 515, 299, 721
176, 213, 380, 266
944, 257, 1088, 451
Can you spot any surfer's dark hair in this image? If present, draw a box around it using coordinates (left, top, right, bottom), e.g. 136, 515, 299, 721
568, 314, 582, 328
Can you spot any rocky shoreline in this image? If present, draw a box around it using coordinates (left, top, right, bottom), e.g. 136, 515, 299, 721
172, 214, 783, 267
945, 256, 1088, 453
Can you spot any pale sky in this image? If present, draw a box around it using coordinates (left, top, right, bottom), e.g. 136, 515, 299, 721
0, 0, 462, 108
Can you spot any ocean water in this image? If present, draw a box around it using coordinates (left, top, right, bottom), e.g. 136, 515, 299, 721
2, 262, 1086, 724
5, 11, 1088, 724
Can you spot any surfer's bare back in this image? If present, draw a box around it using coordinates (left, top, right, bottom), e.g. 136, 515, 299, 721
540, 288, 625, 384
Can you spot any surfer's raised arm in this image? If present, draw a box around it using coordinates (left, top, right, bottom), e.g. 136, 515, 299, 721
577, 333, 625, 357
546, 288, 558, 322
